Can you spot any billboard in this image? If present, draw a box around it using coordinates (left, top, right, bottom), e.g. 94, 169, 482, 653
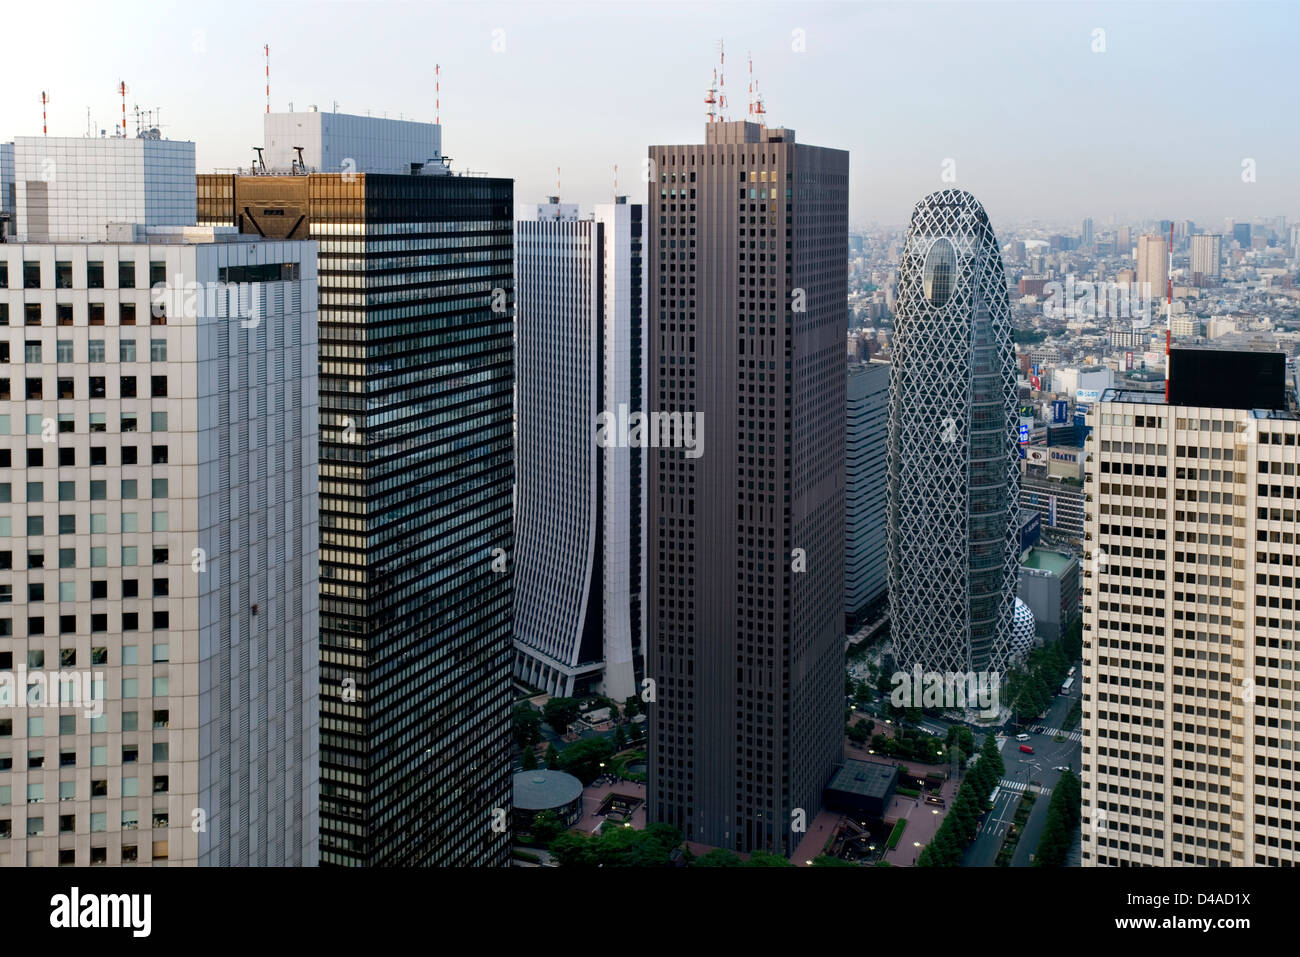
1027, 447, 1049, 465
1019, 423, 1031, 444
1052, 399, 1069, 424
1076, 388, 1102, 404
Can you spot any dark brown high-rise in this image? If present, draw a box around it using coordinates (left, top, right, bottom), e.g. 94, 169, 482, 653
647, 120, 848, 855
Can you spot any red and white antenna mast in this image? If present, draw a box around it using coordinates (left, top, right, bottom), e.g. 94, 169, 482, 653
117, 81, 128, 136
705, 68, 718, 123
748, 52, 766, 125
1164, 221, 1174, 400
435, 63, 440, 125
264, 44, 270, 114
41, 91, 49, 136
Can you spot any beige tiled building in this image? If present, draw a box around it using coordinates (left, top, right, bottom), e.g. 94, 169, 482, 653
1083, 388, 1300, 866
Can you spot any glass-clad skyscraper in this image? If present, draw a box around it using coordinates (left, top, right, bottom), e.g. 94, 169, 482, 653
199, 121, 515, 866
887, 189, 1018, 674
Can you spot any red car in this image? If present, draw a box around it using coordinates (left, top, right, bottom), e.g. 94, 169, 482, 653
1019, 744, 1034, 754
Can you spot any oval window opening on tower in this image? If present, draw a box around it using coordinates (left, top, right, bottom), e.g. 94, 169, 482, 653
922, 238, 957, 306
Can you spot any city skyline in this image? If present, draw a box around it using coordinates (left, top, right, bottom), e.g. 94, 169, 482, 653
2, 1, 1298, 228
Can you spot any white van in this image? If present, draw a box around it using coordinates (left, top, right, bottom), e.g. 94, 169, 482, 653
1015, 733, 1030, 742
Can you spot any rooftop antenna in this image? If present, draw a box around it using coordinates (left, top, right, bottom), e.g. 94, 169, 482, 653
717, 39, 727, 120
435, 63, 440, 125
133, 104, 141, 137
293, 146, 306, 173
264, 44, 270, 114
556, 166, 561, 202
705, 68, 718, 123
253, 146, 266, 174
117, 81, 128, 137
86, 106, 92, 138
1164, 221, 1174, 401
41, 91, 49, 136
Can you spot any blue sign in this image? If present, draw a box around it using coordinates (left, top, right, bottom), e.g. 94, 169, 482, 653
1019, 423, 1030, 444
1052, 399, 1069, 424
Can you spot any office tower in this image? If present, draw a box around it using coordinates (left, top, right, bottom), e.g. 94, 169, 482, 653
1081, 218, 1094, 248
845, 360, 890, 631
513, 196, 645, 701
1018, 548, 1081, 641
199, 110, 514, 866
1233, 222, 1252, 249
1083, 352, 1299, 866
1116, 225, 1132, 253
888, 189, 1019, 675
1136, 234, 1168, 300
0, 133, 319, 866
1290, 225, 1300, 258
1190, 234, 1222, 281
646, 120, 848, 855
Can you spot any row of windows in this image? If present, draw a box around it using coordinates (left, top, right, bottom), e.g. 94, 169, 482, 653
0, 261, 165, 290
3, 339, 167, 362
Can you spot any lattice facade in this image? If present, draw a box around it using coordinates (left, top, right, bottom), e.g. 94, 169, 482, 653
887, 189, 1019, 674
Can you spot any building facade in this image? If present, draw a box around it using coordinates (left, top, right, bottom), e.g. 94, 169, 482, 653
1083, 385, 1300, 866
1, 134, 319, 866
646, 120, 848, 855
1190, 234, 1223, 281
1137, 234, 1168, 301
888, 189, 1019, 675
513, 197, 645, 701
846, 359, 889, 631
198, 116, 515, 866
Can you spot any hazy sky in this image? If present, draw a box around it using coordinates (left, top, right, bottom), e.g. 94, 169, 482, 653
5, 1, 1297, 230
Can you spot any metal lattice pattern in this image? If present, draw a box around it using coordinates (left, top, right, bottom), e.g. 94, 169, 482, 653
887, 189, 1020, 674
1008, 597, 1037, 663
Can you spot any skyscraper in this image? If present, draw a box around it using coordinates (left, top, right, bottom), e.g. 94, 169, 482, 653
646, 119, 848, 855
1137, 234, 1168, 301
1081, 217, 1094, 248
199, 111, 515, 866
513, 196, 645, 701
846, 359, 890, 631
887, 189, 1019, 675
1, 133, 319, 866
1190, 233, 1222, 282
1083, 353, 1300, 866
1233, 222, 1252, 249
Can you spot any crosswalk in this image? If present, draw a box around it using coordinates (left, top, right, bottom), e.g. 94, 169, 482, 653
1030, 725, 1083, 742
998, 778, 1053, 798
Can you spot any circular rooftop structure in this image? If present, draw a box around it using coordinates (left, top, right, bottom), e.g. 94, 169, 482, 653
512, 769, 583, 812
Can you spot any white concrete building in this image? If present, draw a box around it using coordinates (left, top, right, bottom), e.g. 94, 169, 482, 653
262, 109, 442, 175
0, 134, 319, 866
512, 198, 644, 701
1084, 383, 1300, 866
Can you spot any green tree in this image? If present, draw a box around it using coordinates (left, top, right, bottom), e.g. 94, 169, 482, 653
693, 848, 744, 867
746, 851, 795, 867
623, 695, 642, 719
531, 809, 563, 844
550, 735, 614, 784
520, 746, 538, 771
513, 703, 542, 748
549, 831, 592, 867
543, 697, 581, 735
811, 855, 856, 867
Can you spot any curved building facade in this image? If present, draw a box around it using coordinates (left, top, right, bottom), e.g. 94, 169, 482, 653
513, 199, 645, 701
887, 189, 1019, 674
